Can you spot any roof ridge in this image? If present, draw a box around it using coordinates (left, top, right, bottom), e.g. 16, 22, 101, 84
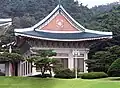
32, 4, 86, 32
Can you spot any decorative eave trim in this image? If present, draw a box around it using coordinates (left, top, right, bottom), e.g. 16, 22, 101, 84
15, 32, 112, 42
85, 29, 113, 35
34, 29, 82, 33
15, 27, 113, 35
0, 18, 12, 22
0, 22, 12, 27
14, 28, 34, 32
0, 18, 12, 27
31, 47, 90, 51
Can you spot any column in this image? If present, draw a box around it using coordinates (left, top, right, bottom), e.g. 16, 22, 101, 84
8, 62, 12, 76
5, 62, 9, 76
22, 63, 24, 76
84, 50, 89, 73
68, 49, 74, 70
30, 62, 32, 74
29, 62, 32, 75
32, 62, 36, 74
19, 61, 22, 76
17, 62, 20, 76
26, 61, 28, 75
24, 62, 26, 76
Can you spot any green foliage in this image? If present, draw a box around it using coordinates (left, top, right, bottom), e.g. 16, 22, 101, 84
86, 4, 120, 72
0, 72, 5, 76
86, 5, 120, 38
36, 50, 56, 57
81, 72, 108, 79
108, 58, 120, 77
87, 45, 120, 72
91, 2, 120, 15
31, 74, 52, 78
0, 0, 93, 28
0, 26, 15, 45
28, 50, 57, 77
61, 0, 93, 25
0, 52, 24, 62
54, 69, 75, 79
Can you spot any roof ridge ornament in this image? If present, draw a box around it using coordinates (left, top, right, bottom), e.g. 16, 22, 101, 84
58, 0, 61, 13
59, 0, 61, 6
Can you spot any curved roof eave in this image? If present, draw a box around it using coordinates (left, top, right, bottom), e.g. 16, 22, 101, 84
0, 18, 12, 27
0, 18, 12, 22
15, 32, 112, 42
14, 27, 34, 32
85, 29, 113, 35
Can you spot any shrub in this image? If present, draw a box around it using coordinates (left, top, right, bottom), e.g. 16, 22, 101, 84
54, 69, 75, 79
108, 58, 120, 77
81, 72, 108, 79
30, 74, 52, 78
0, 72, 5, 76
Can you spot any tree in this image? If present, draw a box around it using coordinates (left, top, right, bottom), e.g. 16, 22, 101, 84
28, 50, 58, 77
0, 0, 93, 28
108, 58, 120, 77
0, 52, 24, 76
0, 52, 23, 61
91, 2, 120, 15
87, 45, 120, 72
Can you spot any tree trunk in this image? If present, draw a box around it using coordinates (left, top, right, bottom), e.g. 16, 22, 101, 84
41, 67, 45, 78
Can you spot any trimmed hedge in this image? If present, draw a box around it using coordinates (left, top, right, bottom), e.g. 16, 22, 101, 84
108, 58, 120, 77
0, 72, 5, 76
54, 69, 75, 79
30, 74, 52, 78
81, 72, 108, 79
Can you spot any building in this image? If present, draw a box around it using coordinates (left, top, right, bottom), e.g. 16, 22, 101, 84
0, 18, 12, 76
14, 5, 112, 76
0, 18, 12, 26
0, 18, 12, 35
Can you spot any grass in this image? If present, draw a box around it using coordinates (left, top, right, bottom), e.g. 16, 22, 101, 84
0, 77, 120, 88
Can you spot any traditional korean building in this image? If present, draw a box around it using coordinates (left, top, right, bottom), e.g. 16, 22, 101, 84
0, 18, 12, 35
14, 5, 112, 76
0, 18, 12, 76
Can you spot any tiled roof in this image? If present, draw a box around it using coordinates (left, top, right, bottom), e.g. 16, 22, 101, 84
14, 5, 112, 41
15, 30, 112, 41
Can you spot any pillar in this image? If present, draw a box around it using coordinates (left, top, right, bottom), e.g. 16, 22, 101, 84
29, 62, 32, 75
19, 61, 22, 76
8, 62, 12, 76
26, 61, 28, 75
24, 62, 26, 76
5, 62, 9, 76
68, 49, 74, 70
5, 62, 12, 76
17, 62, 20, 76
84, 50, 89, 73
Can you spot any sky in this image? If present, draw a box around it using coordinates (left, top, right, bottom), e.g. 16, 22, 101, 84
77, 0, 120, 8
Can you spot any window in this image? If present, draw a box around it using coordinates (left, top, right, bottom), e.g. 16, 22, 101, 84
74, 58, 84, 72
60, 58, 68, 68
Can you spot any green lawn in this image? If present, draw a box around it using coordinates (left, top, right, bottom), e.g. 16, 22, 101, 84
0, 77, 120, 88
